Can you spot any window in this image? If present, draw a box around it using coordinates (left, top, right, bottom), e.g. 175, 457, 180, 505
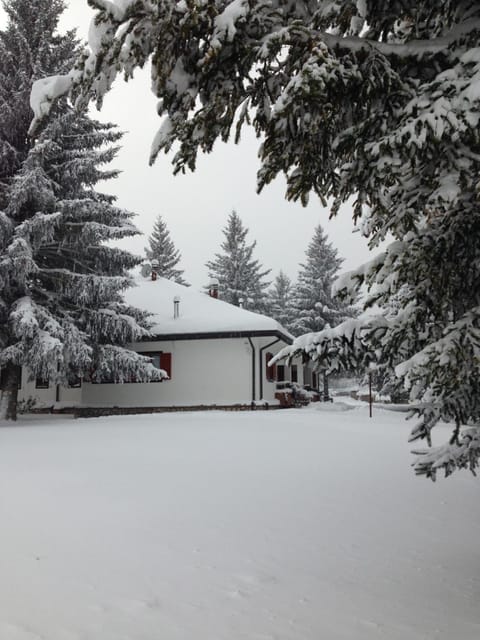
266, 352, 276, 382
291, 364, 298, 383
276, 364, 286, 382
303, 367, 311, 386
312, 372, 318, 389
92, 352, 172, 384
139, 352, 172, 381
149, 353, 161, 369
35, 377, 49, 389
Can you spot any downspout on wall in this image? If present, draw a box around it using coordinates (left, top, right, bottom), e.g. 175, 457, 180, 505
247, 337, 256, 402
259, 338, 281, 400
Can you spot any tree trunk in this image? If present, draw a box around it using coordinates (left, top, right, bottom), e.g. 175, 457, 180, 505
323, 373, 329, 402
0, 364, 21, 421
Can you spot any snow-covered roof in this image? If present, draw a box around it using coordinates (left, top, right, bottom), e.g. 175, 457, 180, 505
124, 277, 292, 341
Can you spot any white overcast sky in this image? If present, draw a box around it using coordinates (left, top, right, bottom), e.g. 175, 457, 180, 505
3, 0, 373, 288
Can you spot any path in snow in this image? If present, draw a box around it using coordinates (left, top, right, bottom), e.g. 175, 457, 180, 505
0, 406, 479, 640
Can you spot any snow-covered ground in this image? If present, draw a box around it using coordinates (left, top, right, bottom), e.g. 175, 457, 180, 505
0, 406, 479, 640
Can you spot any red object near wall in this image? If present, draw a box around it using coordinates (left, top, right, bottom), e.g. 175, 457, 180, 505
160, 352, 172, 379
266, 352, 276, 382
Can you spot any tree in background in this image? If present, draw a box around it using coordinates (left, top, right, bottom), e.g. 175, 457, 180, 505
206, 211, 270, 312
266, 271, 296, 332
0, 0, 161, 420
144, 214, 188, 285
30, 3, 480, 475
290, 225, 355, 337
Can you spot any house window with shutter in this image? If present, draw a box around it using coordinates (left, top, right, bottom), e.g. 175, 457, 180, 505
139, 352, 172, 381
266, 352, 276, 382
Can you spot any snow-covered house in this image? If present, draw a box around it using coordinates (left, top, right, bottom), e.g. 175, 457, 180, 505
19, 277, 318, 411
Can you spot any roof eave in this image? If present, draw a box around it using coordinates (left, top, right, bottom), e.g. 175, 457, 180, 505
140, 329, 293, 345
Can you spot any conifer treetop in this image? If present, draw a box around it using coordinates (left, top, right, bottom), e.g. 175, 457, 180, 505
206, 210, 270, 311
289, 223, 355, 336
266, 270, 296, 333
144, 214, 188, 285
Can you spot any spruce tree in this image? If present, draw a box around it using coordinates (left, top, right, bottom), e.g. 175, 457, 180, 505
266, 271, 296, 332
206, 211, 270, 312
30, 3, 480, 474
144, 215, 187, 285
290, 225, 354, 337
0, 0, 161, 420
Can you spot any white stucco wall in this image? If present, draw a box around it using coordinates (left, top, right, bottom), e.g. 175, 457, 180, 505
18, 334, 301, 410
81, 335, 295, 408
81, 337, 259, 407
19, 370, 82, 409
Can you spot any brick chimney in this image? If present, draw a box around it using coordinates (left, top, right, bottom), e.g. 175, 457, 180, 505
208, 278, 219, 298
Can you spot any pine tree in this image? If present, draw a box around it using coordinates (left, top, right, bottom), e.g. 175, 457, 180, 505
0, 0, 76, 195
144, 215, 187, 285
30, 3, 480, 474
290, 225, 354, 336
266, 271, 296, 331
0, 0, 161, 420
206, 211, 270, 312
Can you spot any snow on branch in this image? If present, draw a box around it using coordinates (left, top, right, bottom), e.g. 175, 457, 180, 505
29, 74, 76, 132
88, 0, 136, 22
209, 0, 249, 52
412, 427, 480, 480
83, 306, 152, 344
92, 345, 166, 383
39, 270, 132, 305
271, 316, 374, 374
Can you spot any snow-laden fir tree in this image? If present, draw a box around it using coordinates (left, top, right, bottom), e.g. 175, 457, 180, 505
30, 3, 480, 475
0, 0, 161, 420
289, 225, 354, 337
144, 214, 188, 285
206, 211, 270, 312
266, 271, 296, 333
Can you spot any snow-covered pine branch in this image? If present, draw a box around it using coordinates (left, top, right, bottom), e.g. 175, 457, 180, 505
271, 315, 375, 376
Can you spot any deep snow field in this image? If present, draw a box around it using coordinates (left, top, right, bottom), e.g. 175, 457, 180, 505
0, 405, 479, 640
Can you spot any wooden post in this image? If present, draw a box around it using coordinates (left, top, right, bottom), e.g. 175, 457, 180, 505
323, 373, 329, 402
369, 372, 373, 418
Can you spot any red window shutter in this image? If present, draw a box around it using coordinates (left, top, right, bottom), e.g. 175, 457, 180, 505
266, 352, 276, 382
160, 352, 172, 379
